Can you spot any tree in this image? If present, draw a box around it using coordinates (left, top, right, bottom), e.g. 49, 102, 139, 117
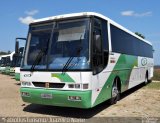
0, 51, 8, 55
7, 50, 11, 54
135, 32, 145, 39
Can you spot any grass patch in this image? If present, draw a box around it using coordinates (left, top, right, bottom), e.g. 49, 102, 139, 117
144, 82, 160, 90
153, 68, 160, 81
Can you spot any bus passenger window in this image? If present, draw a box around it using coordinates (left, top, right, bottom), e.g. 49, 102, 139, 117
93, 27, 103, 75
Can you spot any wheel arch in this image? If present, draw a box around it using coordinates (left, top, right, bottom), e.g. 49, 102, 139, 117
113, 76, 122, 93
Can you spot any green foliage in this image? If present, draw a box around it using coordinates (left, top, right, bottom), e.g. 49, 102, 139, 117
0, 51, 8, 55
153, 68, 160, 81
7, 50, 11, 54
135, 32, 145, 39
145, 82, 160, 90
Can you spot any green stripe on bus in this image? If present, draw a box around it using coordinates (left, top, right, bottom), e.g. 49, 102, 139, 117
4, 66, 11, 75
93, 54, 137, 106
51, 73, 75, 83
15, 73, 20, 81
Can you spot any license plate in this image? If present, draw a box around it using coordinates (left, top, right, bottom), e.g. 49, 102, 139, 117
41, 93, 52, 99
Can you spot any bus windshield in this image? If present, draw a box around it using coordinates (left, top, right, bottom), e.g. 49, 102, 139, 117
0, 58, 5, 67
11, 47, 24, 67
10, 55, 16, 67
22, 18, 90, 71
10, 55, 22, 67
1, 57, 10, 67
0, 60, 2, 66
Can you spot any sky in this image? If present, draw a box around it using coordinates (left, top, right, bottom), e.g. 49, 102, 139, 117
0, 0, 159, 65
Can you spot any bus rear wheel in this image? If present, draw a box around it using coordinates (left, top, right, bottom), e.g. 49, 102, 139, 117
144, 72, 149, 85
109, 79, 120, 105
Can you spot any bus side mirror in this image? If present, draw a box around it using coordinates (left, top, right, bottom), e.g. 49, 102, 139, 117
15, 37, 26, 54
15, 41, 19, 54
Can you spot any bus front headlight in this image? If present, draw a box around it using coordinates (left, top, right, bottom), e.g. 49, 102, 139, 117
68, 84, 81, 89
75, 84, 81, 89
82, 84, 89, 89
68, 83, 89, 89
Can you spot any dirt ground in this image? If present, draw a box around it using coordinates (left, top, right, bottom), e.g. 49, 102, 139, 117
0, 74, 160, 120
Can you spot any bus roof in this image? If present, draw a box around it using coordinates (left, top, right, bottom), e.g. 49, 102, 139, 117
32, 12, 152, 46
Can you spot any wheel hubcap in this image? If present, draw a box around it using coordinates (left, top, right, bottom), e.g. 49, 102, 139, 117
112, 86, 118, 98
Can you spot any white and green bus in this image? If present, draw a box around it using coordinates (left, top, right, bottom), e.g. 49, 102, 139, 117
0, 52, 15, 74
12, 38, 26, 80
20, 12, 154, 108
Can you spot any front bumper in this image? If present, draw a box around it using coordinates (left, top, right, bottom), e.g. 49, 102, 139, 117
10, 72, 15, 76
20, 88, 92, 109
4, 67, 10, 75
15, 73, 20, 81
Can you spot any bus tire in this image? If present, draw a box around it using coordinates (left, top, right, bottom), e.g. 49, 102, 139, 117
148, 79, 152, 83
144, 72, 149, 85
109, 78, 120, 105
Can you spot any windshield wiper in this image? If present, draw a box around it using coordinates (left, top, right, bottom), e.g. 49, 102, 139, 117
62, 35, 83, 74
30, 48, 47, 71
62, 56, 74, 74
30, 40, 49, 71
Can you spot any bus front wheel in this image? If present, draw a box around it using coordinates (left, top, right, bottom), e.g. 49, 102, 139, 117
109, 78, 120, 105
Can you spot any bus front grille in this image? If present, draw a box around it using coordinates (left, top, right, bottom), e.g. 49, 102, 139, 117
32, 82, 65, 88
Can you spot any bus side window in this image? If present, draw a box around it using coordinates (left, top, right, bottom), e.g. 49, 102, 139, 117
93, 29, 102, 54
101, 20, 109, 68
92, 18, 104, 75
